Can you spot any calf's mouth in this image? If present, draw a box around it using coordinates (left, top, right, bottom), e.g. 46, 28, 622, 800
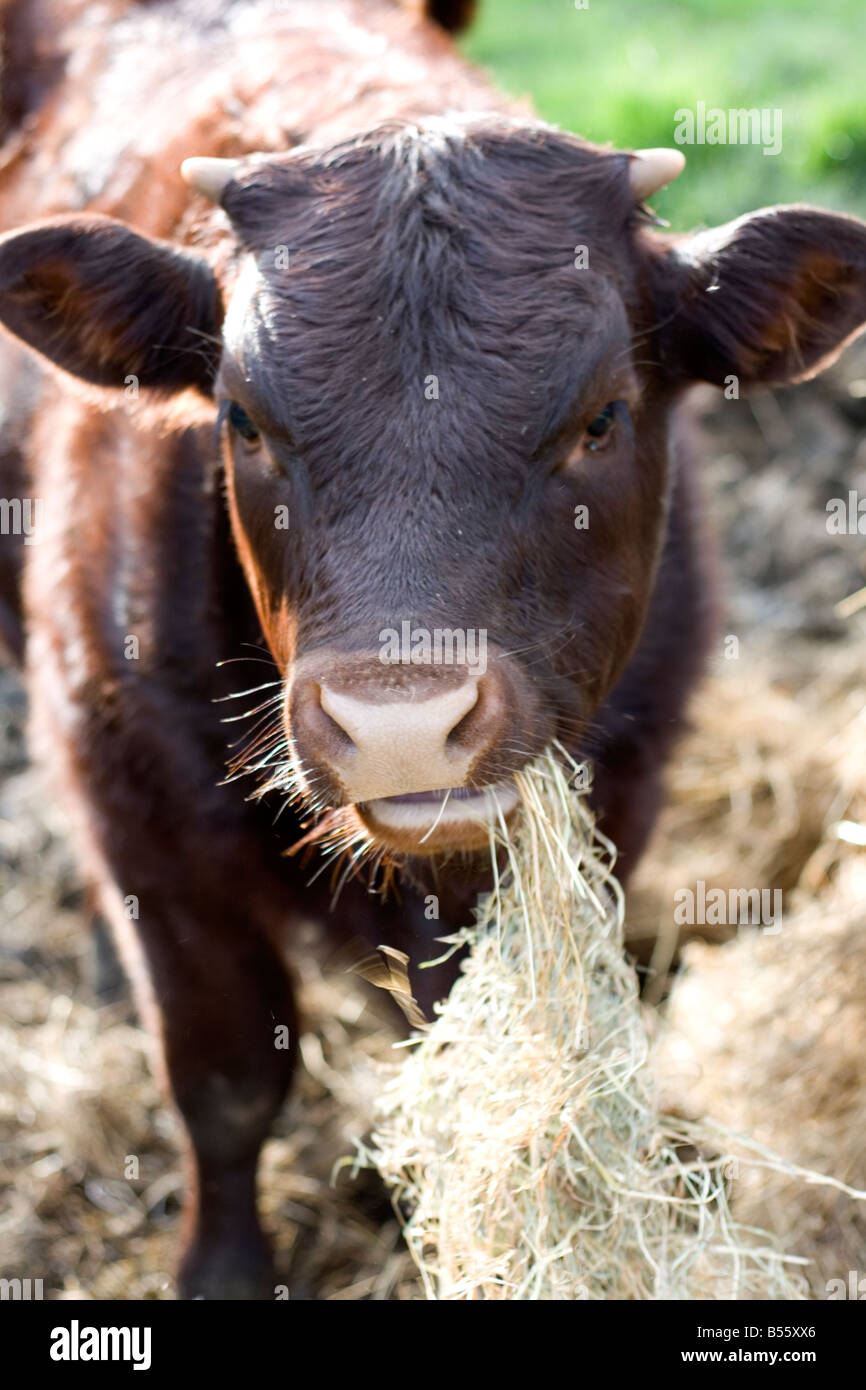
356, 781, 520, 856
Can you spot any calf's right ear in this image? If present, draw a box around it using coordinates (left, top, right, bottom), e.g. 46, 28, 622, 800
0, 214, 223, 393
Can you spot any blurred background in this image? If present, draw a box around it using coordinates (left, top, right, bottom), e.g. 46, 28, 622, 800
463, 0, 866, 227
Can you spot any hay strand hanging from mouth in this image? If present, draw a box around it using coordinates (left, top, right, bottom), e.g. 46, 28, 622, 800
360, 748, 807, 1300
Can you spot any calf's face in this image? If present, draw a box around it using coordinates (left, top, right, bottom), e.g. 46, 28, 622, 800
2, 121, 866, 860
214, 129, 665, 856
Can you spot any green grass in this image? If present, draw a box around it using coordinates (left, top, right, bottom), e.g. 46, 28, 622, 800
461, 0, 866, 230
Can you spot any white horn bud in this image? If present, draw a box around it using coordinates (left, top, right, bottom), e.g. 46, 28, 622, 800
628, 148, 686, 200
180, 156, 242, 202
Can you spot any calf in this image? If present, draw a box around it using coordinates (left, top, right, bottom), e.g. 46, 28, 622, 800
1, 0, 865, 1298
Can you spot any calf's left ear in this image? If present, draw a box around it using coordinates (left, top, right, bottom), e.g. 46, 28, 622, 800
652, 207, 866, 389
0, 214, 222, 393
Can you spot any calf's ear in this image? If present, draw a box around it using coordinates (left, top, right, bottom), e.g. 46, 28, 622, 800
652, 207, 866, 389
0, 214, 222, 393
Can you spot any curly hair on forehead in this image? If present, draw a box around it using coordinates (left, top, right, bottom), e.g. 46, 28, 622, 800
220, 117, 639, 252
216, 119, 643, 478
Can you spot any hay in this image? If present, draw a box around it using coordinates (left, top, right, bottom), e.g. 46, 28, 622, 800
362, 749, 809, 1300
626, 649, 865, 998
656, 851, 866, 1299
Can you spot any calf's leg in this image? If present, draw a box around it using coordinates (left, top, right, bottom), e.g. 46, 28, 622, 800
102, 874, 298, 1300
28, 662, 300, 1298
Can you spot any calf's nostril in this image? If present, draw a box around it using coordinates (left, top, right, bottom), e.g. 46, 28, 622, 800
314, 684, 357, 752
446, 671, 503, 753
445, 684, 481, 749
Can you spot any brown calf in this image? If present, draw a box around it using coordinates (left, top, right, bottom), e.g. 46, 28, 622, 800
1, 0, 865, 1297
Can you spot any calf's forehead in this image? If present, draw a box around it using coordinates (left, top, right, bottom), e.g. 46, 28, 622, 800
218, 129, 642, 444
222, 255, 636, 456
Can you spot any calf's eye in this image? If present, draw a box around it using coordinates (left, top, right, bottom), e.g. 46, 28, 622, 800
228, 400, 261, 444
584, 403, 617, 451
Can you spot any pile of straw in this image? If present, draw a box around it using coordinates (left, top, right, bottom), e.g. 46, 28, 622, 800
656, 853, 866, 1298
363, 749, 808, 1300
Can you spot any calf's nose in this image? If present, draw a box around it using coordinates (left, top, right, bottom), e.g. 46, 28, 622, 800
289, 655, 508, 804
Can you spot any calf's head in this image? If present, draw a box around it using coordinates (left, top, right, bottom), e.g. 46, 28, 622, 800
2, 120, 866, 859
